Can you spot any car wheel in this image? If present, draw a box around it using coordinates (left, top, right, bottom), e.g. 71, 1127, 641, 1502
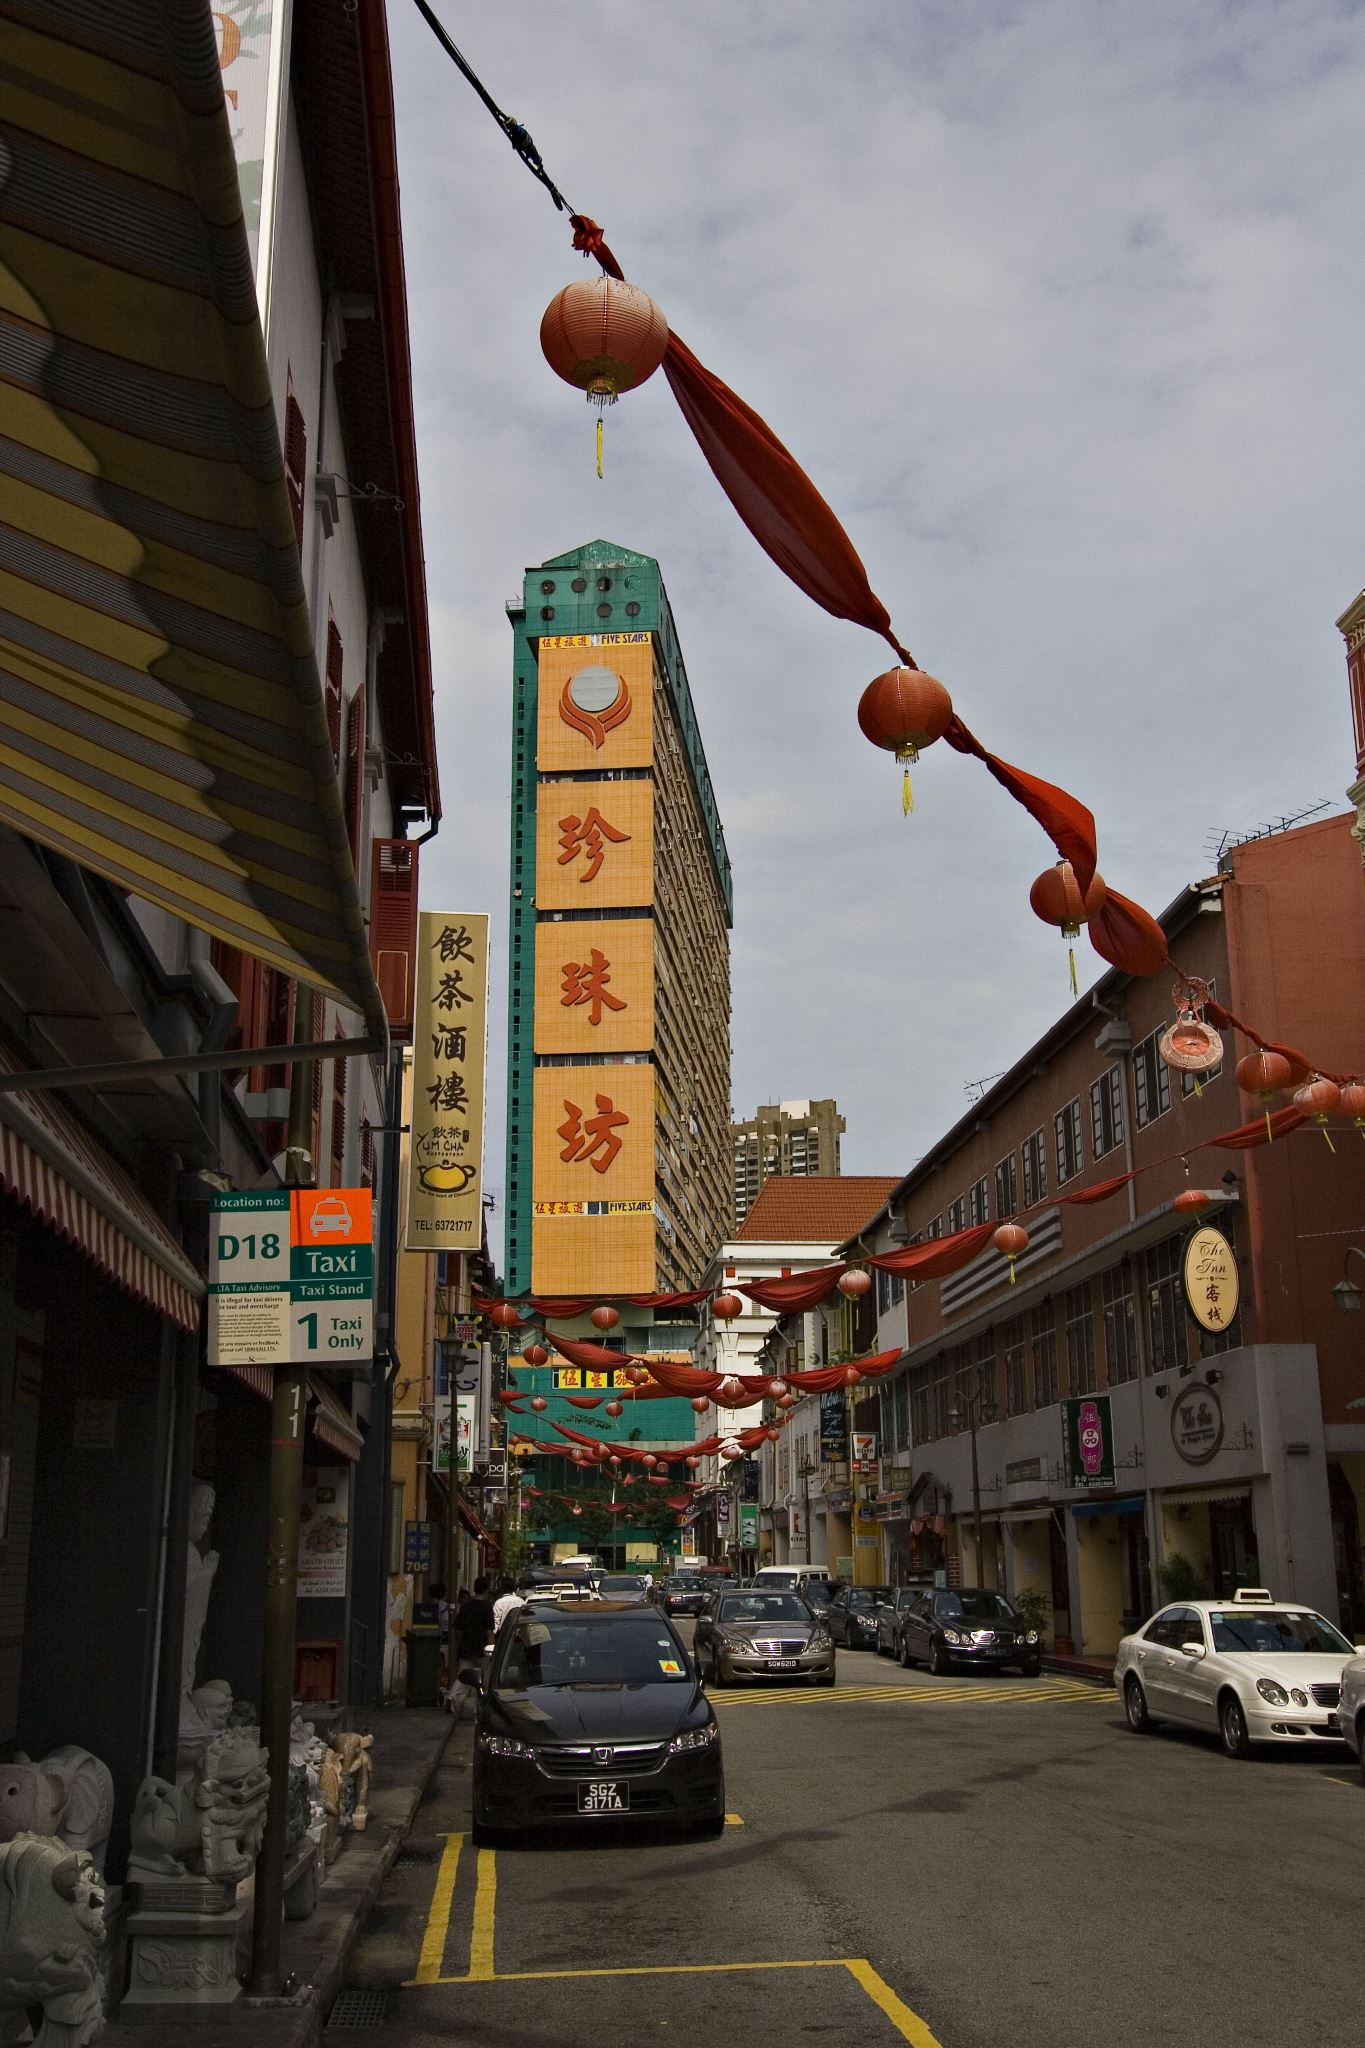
898, 1633, 914, 1668
1219, 1691, 1252, 1760
928, 1638, 949, 1677
1124, 1676, 1155, 1734
1357, 1714, 1365, 1789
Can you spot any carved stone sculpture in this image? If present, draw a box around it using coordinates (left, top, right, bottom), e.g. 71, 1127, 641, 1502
0, 1831, 105, 2048
0, 1748, 115, 1879
177, 1486, 235, 1772
331, 1731, 373, 1834
129, 1729, 269, 1889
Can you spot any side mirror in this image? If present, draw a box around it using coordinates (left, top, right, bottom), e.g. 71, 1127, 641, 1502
1354, 1644, 1365, 1656
1179, 1641, 1205, 1659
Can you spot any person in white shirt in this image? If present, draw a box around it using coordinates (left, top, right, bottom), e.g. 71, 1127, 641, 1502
491, 1574, 525, 1632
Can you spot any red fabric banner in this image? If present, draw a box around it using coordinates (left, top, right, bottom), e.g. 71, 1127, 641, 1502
1059, 1170, 1138, 1207
738, 1265, 847, 1312
943, 719, 1098, 894
1209, 1105, 1307, 1149
868, 1222, 995, 1280
1087, 889, 1170, 979
562, 1394, 604, 1408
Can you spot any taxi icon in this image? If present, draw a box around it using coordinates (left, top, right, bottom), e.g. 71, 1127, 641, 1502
308, 1195, 353, 1238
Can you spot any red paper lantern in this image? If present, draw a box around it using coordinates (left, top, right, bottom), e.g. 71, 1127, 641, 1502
775, 1391, 795, 1409
540, 277, 669, 407
488, 1301, 521, 1330
717, 1375, 745, 1403
572, 1504, 583, 1517
857, 666, 953, 814
590, 1304, 619, 1332
642, 1453, 657, 1467
608, 1455, 621, 1469
685, 1455, 700, 1469
1235, 1050, 1293, 1096
992, 1222, 1029, 1284
604, 1399, 624, 1418
690, 1396, 711, 1414
529, 1395, 548, 1413
1340, 1081, 1365, 1135
1294, 1076, 1342, 1152
837, 1268, 872, 1299
842, 1365, 863, 1387
765, 1425, 782, 1441
1173, 1190, 1211, 1214
1029, 861, 1108, 995
522, 1341, 549, 1367
767, 1378, 788, 1398
712, 1293, 743, 1321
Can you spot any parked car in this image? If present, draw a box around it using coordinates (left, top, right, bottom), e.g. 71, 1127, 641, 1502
596, 1574, 650, 1605
875, 1588, 922, 1657
471, 1600, 723, 1842
798, 1579, 839, 1613
661, 1574, 711, 1617
1339, 1653, 1365, 1783
753, 1565, 833, 1591
898, 1588, 1042, 1676
694, 1589, 835, 1686
1114, 1589, 1364, 1759
825, 1585, 892, 1650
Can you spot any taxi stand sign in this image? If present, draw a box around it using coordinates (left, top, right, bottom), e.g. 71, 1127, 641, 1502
208, 1189, 373, 1368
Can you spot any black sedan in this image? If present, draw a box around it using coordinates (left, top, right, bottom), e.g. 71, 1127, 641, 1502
875, 1588, 923, 1657
898, 1587, 1042, 1676
471, 1601, 724, 1844
661, 1575, 712, 1616
825, 1585, 892, 1650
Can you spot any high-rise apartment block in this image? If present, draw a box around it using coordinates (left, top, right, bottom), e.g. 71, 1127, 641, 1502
505, 541, 733, 1298
732, 1098, 846, 1226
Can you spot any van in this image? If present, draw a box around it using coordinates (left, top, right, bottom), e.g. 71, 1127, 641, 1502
753, 1565, 835, 1589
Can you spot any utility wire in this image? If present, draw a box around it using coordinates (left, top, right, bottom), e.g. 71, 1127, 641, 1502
408, 0, 573, 216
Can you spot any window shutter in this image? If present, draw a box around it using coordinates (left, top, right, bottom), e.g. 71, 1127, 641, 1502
344, 687, 366, 865
325, 620, 343, 767
330, 1032, 347, 1185
369, 838, 420, 1040
311, 992, 325, 1117
284, 382, 306, 553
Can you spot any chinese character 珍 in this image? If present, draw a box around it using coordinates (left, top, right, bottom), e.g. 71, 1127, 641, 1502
558, 1093, 629, 1175
560, 948, 626, 1027
557, 808, 631, 884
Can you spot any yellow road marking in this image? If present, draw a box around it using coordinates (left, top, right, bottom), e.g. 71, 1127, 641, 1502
411, 1831, 461, 1985
711, 1681, 1105, 1708
725, 1812, 744, 1825
1325, 1775, 1358, 1789
846, 1958, 946, 2045
467, 1847, 497, 1982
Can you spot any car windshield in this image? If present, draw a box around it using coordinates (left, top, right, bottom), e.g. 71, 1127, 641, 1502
716, 1594, 808, 1623
1209, 1609, 1353, 1655
848, 1589, 889, 1610
936, 1591, 1016, 1621
758, 1572, 798, 1587
802, 1583, 834, 1609
598, 1576, 643, 1595
494, 1615, 690, 1690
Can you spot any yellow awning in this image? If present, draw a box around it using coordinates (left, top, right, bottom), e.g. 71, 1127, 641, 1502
0, 3, 387, 1041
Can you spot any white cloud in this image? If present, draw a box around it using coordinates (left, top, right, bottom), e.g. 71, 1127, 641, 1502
389, 0, 1365, 1244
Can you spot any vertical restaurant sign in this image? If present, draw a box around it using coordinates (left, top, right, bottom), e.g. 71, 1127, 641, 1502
1182, 1225, 1239, 1335
819, 1391, 847, 1464
430, 1392, 451, 1477
406, 914, 489, 1252
1062, 1395, 1115, 1491
454, 1395, 476, 1475
214, 0, 292, 326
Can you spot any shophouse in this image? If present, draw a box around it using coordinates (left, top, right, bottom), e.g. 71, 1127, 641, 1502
0, 0, 438, 1917
824, 817, 1365, 1656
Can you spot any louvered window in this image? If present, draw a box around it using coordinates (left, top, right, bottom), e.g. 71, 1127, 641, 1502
284, 380, 306, 552
369, 839, 420, 1040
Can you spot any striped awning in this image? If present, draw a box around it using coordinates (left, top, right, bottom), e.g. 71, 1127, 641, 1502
0, 1, 386, 1039
0, 1046, 203, 1330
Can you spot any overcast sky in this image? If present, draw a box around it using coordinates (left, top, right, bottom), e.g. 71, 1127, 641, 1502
388, 1, 1365, 1258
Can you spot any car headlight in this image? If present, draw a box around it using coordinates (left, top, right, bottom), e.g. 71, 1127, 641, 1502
943, 1628, 964, 1646
669, 1723, 719, 1753
1025, 1630, 1039, 1645
478, 1732, 533, 1758
1255, 1679, 1289, 1706
1291, 1688, 1309, 1707
807, 1629, 833, 1650
720, 1632, 754, 1652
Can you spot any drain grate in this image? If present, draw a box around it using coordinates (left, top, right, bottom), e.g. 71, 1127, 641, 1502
393, 1846, 438, 1868
326, 1989, 391, 2030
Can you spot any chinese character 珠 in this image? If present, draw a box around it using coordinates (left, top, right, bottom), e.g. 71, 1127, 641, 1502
558, 1093, 629, 1175
560, 947, 626, 1027
557, 807, 631, 884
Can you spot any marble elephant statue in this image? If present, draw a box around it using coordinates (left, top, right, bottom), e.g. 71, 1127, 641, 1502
0, 1751, 114, 1881
0, 1830, 105, 2047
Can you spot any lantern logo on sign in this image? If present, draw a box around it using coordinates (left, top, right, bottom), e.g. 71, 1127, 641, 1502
559, 665, 631, 749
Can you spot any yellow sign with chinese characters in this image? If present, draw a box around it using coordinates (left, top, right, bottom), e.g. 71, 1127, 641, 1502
536, 636, 655, 773
530, 1062, 656, 1295
1182, 1223, 1239, 1335
405, 913, 489, 1252
534, 917, 654, 1056
536, 779, 654, 911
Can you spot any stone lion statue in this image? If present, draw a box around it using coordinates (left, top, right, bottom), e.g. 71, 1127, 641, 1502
0, 1831, 105, 2047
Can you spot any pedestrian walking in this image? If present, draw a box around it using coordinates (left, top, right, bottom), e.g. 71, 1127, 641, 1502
491, 1573, 525, 1632
443, 1576, 496, 1720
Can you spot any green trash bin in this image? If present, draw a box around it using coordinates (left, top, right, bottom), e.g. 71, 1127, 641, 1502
405, 1626, 443, 1708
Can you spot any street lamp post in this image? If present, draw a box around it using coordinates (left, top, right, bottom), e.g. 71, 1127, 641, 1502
1331, 1245, 1365, 1315
949, 1378, 997, 1587
798, 1455, 815, 1566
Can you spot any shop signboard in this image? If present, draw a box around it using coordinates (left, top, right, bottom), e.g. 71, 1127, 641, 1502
454, 1395, 476, 1475
406, 913, 490, 1253
715, 1494, 731, 1529
1182, 1225, 1239, 1335
297, 1466, 349, 1598
431, 1394, 450, 1476
1062, 1394, 1114, 1490
208, 1189, 373, 1368
851, 1432, 877, 1463
1170, 1380, 1225, 1465
403, 1521, 434, 1573
820, 1391, 847, 1464
739, 1503, 758, 1551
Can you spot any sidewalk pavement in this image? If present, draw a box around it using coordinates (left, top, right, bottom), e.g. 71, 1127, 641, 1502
100, 1707, 453, 2048
1042, 1651, 1115, 1684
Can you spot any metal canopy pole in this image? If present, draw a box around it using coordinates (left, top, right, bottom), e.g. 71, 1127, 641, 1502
0, 1036, 385, 1094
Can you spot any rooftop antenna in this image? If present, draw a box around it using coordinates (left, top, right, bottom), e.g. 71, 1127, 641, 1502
964, 1071, 1007, 1104
1203, 800, 1330, 868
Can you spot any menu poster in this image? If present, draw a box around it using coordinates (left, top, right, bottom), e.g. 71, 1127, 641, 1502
296, 1465, 350, 1598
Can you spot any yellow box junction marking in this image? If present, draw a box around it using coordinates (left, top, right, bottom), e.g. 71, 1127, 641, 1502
709, 1679, 1105, 1709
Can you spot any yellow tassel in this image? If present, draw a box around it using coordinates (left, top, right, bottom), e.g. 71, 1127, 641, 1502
1265, 1109, 1273, 1144
1317, 1116, 1336, 1154
1068, 942, 1078, 998
1193, 1075, 1203, 1098
596, 415, 604, 480
902, 766, 914, 816
1008, 1259, 1017, 1286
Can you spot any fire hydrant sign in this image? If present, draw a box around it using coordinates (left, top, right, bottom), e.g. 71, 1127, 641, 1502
208, 1189, 373, 1367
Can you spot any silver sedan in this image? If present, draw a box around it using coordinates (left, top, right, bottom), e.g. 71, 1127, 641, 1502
694, 1590, 835, 1686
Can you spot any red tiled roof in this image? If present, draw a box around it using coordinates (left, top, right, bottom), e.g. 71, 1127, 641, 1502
736, 1176, 898, 1245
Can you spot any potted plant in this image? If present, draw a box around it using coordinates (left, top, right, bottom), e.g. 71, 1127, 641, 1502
1012, 1587, 1052, 1639
1155, 1551, 1203, 1602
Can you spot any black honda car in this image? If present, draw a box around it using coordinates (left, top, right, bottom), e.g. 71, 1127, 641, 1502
471, 1600, 724, 1843
898, 1587, 1042, 1676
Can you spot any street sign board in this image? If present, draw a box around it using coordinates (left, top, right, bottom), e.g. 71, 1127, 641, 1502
1062, 1394, 1115, 1490
208, 1189, 373, 1367
739, 1503, 758, 1550
403, 1521, 434, 1572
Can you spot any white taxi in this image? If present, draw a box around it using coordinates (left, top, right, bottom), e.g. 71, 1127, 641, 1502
1114, 1589, 1365, 1760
